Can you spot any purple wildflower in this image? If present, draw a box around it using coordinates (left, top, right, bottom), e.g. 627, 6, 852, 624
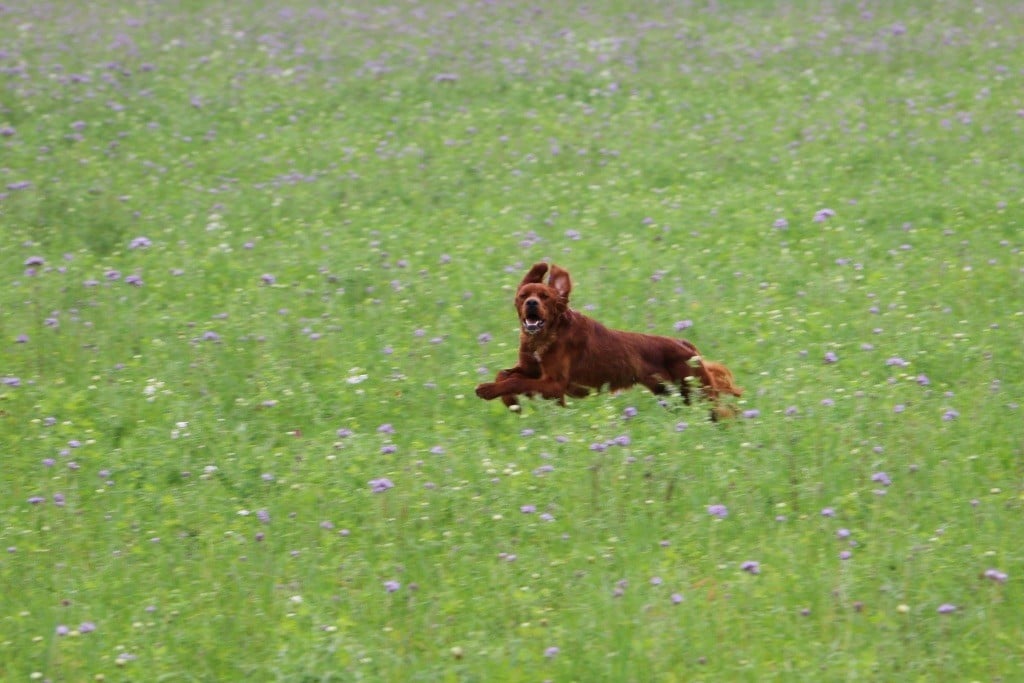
520, 504, 536, 514
79, 622, 97, 634
839, 550, 852, 560
125, 274, 143, 286
813, 208, 836, 222
823, 351, 839, 364
914, 374, 929, 385
706, 504, 728, 518
937, 603, 956, 614
773, 218, 789, 229
380, 444, 397, 454
942, 409, 959, 421
384, 580, 401, 593
369, 477, 394, 493
983, 569, 1008, 583
673, 319, 693, 331
742, 409, 760, 419
377, 423, 395, 434
24, 256, 45, 267
544, 646, 560, 659
257, 509, 270, 524
671, 593, 684, 604
128, 236, 151, 249
836, 528, 851, 539
741, 561, 761, 575
623, 406, 638, 419
871, 472, 892, 486
56, 625, 70, 636
821, 507, 836, 517
261, 273, 276, 285
28, 496, 45, 505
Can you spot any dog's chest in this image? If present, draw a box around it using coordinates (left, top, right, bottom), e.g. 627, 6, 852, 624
528, 340, 553, 365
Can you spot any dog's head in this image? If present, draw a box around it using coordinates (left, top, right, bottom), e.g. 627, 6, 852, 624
514, 262, 571, 336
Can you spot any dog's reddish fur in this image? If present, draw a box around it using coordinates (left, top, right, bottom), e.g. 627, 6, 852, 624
475, 263, 742, 416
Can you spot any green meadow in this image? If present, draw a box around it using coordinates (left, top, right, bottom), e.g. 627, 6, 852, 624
1, 0, 1022, 680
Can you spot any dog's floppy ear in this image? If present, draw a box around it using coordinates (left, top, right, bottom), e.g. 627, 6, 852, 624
520, 262, 549, 287
548, 265, 572, 301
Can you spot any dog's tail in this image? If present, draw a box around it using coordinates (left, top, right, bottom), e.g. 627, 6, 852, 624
702, 361, 743, 398
676, 340, 743, 399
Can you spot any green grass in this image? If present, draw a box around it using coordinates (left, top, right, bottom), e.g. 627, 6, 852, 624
1, 0, 1022, 680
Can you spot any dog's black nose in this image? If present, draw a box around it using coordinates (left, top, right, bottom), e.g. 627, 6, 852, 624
525, 299, 540, 312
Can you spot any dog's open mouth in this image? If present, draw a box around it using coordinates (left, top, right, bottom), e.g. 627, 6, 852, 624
522, 317, 545, 335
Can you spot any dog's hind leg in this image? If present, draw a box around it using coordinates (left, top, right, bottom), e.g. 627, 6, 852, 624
640, 375, 671, 397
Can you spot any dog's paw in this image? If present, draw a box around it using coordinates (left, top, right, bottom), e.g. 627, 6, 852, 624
475, 382, 500, 400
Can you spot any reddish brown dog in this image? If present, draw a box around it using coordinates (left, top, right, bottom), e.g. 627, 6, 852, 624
475, 263, 742, 417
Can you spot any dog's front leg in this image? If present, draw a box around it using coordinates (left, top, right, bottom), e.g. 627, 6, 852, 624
476, 353, 543, 406
476, 372, 570, 406
483, 376, 567, 402
481, 357, 571, 403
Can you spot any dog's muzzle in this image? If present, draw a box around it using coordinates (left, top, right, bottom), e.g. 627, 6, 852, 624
522, 300, 545, 334
522, 317, 545, 335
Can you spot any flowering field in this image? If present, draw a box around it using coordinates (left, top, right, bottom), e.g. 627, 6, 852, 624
1, 0, 1022, 680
